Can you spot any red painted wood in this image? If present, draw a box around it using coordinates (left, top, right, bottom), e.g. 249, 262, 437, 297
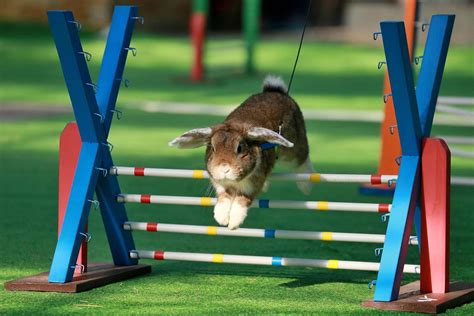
154, 251, 165, 260
189, 13, 206, 81
370, 175, 382, 185
59, 122, 88, 274
378, 204, 390, 213
420, 138, 450, 293
140, 194, 151, 204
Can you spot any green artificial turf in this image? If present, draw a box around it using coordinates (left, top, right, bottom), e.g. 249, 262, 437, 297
0, 110, 473, 314
0, 21, 473, 109
0, 21, 473, 314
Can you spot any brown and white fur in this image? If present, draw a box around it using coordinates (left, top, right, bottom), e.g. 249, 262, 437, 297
169, 76, 312, 229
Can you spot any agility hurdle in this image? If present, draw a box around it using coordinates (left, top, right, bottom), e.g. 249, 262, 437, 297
7, 6, 473, 314
124, 221, 418, 245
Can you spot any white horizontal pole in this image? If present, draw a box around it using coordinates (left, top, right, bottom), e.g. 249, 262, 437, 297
124, 221, 418, 245
130, 250, 419, 274
437, 96, 474, 106
117, 194, 391, 213
110, 166, 397, 184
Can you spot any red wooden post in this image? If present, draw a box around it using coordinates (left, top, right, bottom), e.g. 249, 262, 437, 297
189, 11, 207, 81
58, 122, 88, 274
420, 138, 450, 293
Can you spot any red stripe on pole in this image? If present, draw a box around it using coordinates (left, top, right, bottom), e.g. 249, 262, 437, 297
154, 251, 165, 260
134, 167, 145, 176
140, 194, 151, 204
146, 222, 158, 232
378, 204, 390, 213
370, 175, 382, 185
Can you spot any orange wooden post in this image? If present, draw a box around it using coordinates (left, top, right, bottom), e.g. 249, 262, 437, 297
58, 122, 88, 274
364, 0, 419, 194
189, 0, 208, 81
420, 138, 450, 293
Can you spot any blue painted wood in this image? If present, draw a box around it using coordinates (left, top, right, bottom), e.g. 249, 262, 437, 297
96, 6, 137, 136
380, 21, 422, 157
47, 11, 102, 143
375, 156, 420, 301
96, 149, 137, 265
416, 15, 455, 137
48, 143, 101, 282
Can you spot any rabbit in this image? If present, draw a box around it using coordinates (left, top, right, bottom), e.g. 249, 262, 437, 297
169, 75, 313, 229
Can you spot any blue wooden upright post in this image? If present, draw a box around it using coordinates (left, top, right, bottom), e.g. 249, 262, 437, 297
47, 6, 140, 283
374, 14, 455, 302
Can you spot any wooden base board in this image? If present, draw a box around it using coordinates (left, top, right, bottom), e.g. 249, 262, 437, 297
362, 281, 474, 314
4, 263, 151, 293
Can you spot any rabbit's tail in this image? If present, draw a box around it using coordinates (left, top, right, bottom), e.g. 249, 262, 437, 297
262, 75, 287, 94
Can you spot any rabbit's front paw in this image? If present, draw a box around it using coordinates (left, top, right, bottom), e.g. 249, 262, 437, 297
228, 203, 248, 230
214, 199, 232, 226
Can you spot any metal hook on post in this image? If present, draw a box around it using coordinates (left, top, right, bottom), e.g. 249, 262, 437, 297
102, 142, 114, 152
383, 93, 392, 103
124, 47, 137, 57
88, 199, 100, 210
368, 280, 377, 289
95, 167, 108, 177
409, 236, 418, 246
389, 125, 397, 135
79, 232, 92, 243
93, 113, 104, 123
77, 51, 92, 62
116, 78, 130, 88
414, 55, 424, 65
374, 248, 383, 257
68, 20, 82, 31
395, 156, 402, 166
422, 23, 429, 32
131, 16, 145, 25
373, 32, 382, 41
110, 109, 123, 120
387, 178, 396, 188
377, 61, 386, 70
85, 82, 98, 93
70, 264, 85, 274
381, 213, 390, 222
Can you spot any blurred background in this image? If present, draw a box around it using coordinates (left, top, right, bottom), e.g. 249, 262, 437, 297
0, 1, 473, 313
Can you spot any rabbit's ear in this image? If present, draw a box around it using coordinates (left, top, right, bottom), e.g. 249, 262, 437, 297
169, 127, 212, 148
246, 127, 294, 148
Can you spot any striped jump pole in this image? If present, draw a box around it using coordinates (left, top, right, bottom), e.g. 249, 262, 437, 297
110, 166, 397, 185
124, 221, 419, 245
117, 194, 391, 213
130, 250, 420, 274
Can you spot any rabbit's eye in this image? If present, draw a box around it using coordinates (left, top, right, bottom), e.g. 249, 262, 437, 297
237, 144, 243, 154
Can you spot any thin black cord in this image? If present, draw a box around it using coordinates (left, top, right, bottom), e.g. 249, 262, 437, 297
287, 0, 313, 94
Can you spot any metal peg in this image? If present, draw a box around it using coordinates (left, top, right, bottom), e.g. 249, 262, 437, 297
373, 32, 382, 40
381, 213, 390, 222
110, 109, 123, 120
124, 47, 137, 57
93, 113, 104, 123
389, 125, 397, 135
95, 167, 108, 177
383, 93, 392, 103
79, 232, 92, 243
421, 23, 429, 32
131, 16, 145, 25
70, 264, 85, 273
88, 199, 100, 210
387, 179, 396, 188
414, 55, 423, 65
409, 236, 418, 245
116, 78, 130, 88
129, 250, 140, 259
77, 51, 92, 62
374, 248, 383, 257
377, 61, 386, 69
395, 156, 402, 166
68, 20, 82, 31
102, 142, 114, 152
85, 82, 98, 93
368, 280, 376, 289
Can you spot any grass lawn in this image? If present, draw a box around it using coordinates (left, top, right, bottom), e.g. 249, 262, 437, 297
0, 22, 473, 314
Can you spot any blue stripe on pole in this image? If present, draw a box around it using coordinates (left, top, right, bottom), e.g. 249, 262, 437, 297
258, 199, 269, 208
264, 229, 276, 238
272, 257, 283, 266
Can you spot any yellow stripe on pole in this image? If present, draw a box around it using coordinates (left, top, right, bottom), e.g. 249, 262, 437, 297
193, 170, 205, 179
207, 226, 217, 235
309, 173, 321, 182
316, 201, 329, 211
327, 260, 339, 269
321, 232, 333, 241
212, 254, 224, 263
200, 197, 213, 206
